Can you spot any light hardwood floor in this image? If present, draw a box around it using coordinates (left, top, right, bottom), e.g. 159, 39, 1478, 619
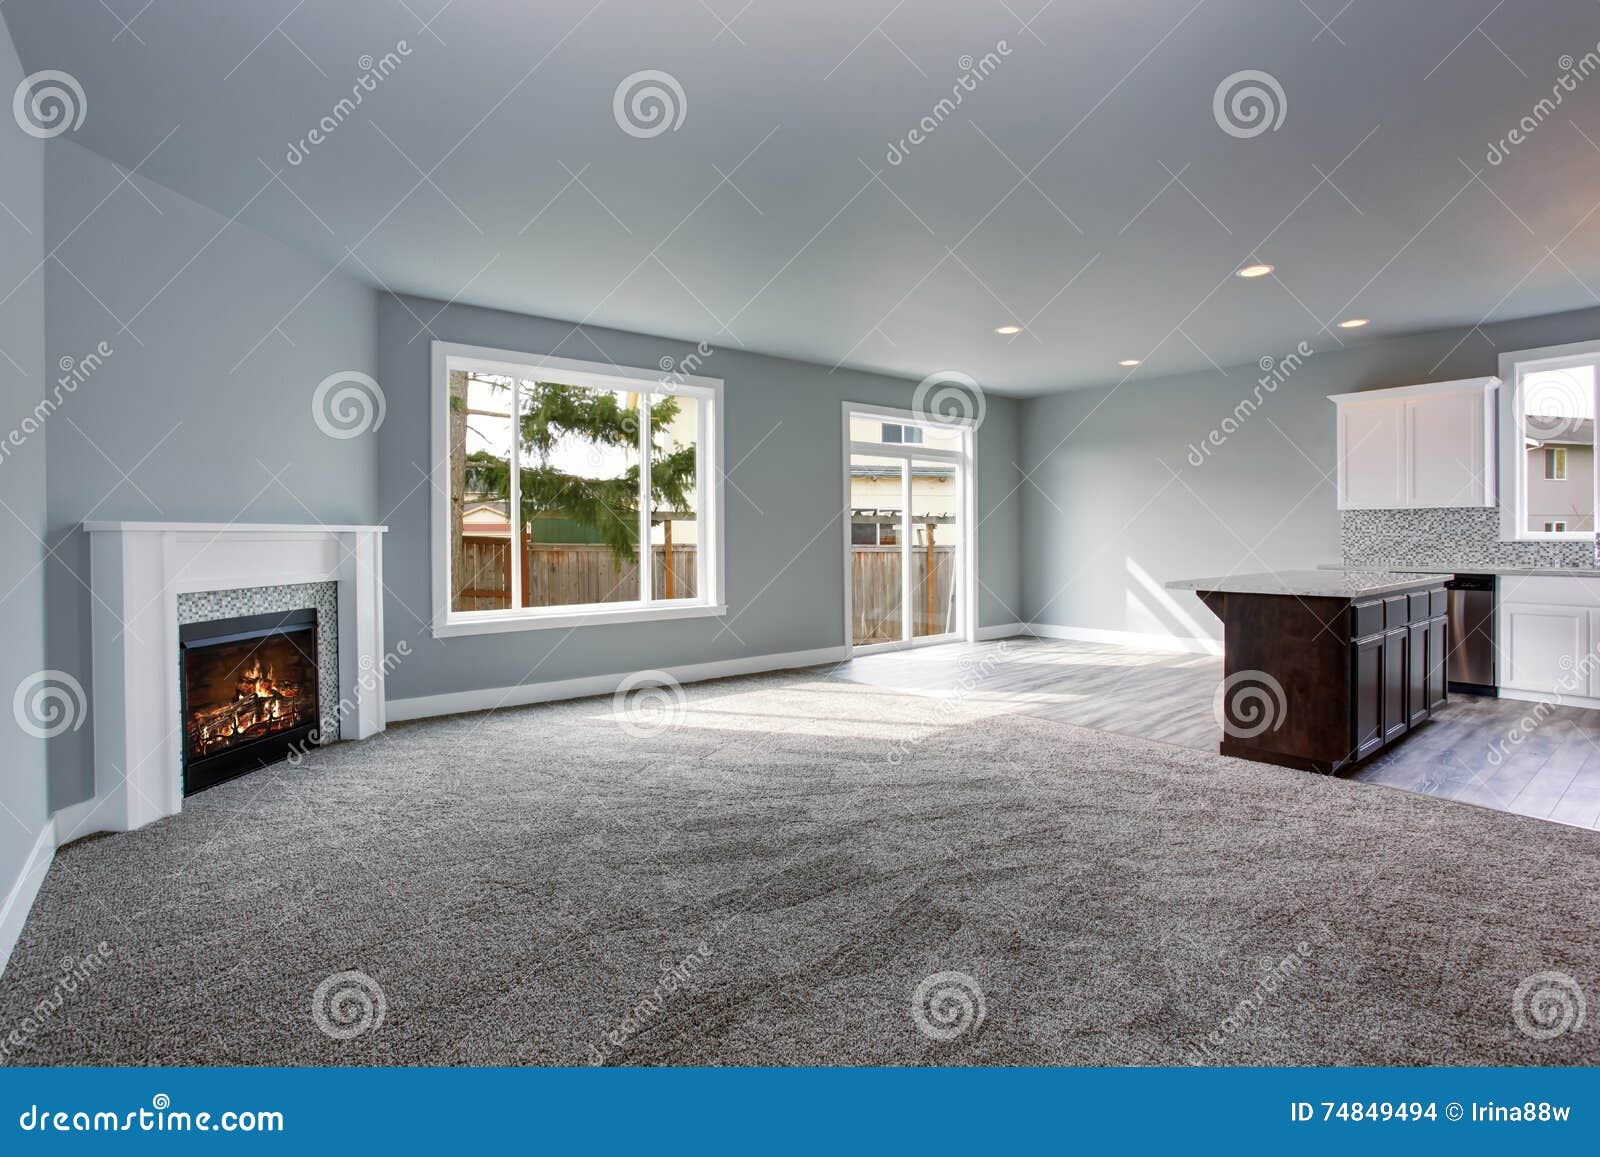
835, 637, 1600, 833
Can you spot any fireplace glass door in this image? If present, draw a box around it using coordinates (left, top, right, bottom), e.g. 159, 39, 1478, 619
180, 609, 320, 794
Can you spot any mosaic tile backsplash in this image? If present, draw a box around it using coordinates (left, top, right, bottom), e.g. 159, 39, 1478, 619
177, 581, 340, 742
1341, 508, 1600, 570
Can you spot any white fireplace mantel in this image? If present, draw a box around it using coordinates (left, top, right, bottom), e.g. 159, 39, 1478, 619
80, 521, 387, 834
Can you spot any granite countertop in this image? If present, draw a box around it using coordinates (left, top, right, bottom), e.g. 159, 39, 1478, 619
1316, 563, 1600, 578
1167, 569, 1452, 598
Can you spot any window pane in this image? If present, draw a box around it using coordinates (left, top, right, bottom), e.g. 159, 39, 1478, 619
451, 370, 515, 612
911, 459, 960, 637
850, 454, 903, 645
848, 416, 957, 449
518, 379, 642, 607
1523, 365, 1595, 533
913, 424, 962, 452
649, 393, 699, 600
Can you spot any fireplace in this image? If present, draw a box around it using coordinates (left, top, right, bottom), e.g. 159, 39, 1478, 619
180, 608, 320, 795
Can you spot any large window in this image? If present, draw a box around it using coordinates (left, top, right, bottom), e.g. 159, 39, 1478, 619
1500, 343, 1599, 542
431, 343, 723, 635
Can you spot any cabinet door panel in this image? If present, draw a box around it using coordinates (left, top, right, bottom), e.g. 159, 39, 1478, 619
1352, 634, 1384, 761
1338, 403, 1404, 509
1406, 393, 1486, 507
1383, 628, 1408, 742
1501, 602, 1588, 694
1427, 617, 1448, 711
1588, 611, 1600, 700
1408, 622, 1428, 725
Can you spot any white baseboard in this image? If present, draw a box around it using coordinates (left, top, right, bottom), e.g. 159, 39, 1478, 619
51, 797, 108, 848
386, 644, 851, 722
1019, 622, 1224, 656
0, 822, 55, 979
976, 622, 1027, 641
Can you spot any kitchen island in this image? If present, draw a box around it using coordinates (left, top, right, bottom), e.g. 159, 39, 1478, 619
1168, 570, 1452, 773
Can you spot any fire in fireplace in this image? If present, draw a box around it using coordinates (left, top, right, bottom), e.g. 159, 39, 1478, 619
180, 608, 320, 794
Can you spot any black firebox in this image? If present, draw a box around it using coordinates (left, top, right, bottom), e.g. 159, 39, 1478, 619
179, 608, 320, 795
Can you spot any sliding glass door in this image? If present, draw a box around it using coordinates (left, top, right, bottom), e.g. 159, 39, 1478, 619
845, 408, 972, 652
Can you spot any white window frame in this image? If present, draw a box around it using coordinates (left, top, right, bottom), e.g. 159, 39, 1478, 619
1499, 339, 1600, 543
1546, 447, 1567, 481
430, 342, 725, 637
841, 402, 977, 655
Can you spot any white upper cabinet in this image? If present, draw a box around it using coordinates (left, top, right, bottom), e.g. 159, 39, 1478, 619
1329, 377, 1498, 510
1336, 397, 1405, 509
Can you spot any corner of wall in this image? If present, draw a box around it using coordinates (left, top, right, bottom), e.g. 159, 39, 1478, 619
0, 4, 53, 977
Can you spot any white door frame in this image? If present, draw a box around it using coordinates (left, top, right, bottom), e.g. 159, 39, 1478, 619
841, 402, 977, 656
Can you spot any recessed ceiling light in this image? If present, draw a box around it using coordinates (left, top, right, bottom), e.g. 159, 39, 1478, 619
1338, 317, 1370, 328
1236, 263, 1274, 278
995, 324, 1022, 335
1118, 358, 1142, 367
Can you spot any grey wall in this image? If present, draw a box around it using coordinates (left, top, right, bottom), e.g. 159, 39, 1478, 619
1020, 306, 1600, 646
377, 294, 1022, 704
43, 141, 378, 809
0, 12, 48, 901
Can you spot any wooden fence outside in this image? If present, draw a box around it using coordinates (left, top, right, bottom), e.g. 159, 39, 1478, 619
851, 544, 958, 644
456, 537, 698, 610
456, 538, 957, 641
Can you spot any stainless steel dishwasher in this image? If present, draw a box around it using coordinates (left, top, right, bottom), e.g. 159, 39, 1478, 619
1444, 574, 1496, 695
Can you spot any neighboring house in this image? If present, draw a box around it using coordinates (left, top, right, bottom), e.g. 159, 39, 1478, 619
1524, 417, 1595, 533
847, 420, 960, 547
461, 499, 620, 545
850, 463, 957, 546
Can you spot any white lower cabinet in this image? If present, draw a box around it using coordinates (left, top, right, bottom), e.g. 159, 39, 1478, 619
1497, 576, 1600, 704
1500, 602, 1587, 694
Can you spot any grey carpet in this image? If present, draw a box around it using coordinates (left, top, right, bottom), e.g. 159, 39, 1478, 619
2, 668, 1597, 1065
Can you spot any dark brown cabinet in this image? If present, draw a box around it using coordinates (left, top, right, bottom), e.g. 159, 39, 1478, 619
1198, 579, 1448, 775
1427, 616, 1448, 711
1352, 632, 1384, 761
1351, 589, 1449, 763
1407, 621, 1429, 726
1382, 624, 1408, 742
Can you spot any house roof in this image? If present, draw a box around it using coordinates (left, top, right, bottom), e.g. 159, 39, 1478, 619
1525, 418, 1594, 447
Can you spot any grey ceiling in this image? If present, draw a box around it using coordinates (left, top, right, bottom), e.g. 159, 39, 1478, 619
9, 0, 1600, 394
